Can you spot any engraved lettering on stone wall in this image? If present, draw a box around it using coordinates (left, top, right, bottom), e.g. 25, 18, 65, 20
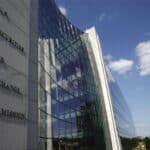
0, 30, 24, 53
0, 56, 5, 64
0, 108, 25, 120
0, 7, 9, 20
0, 80, 22, 95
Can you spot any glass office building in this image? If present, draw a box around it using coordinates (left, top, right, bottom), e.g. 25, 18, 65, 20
0, 0, 135, 149
38, 0, 135, 150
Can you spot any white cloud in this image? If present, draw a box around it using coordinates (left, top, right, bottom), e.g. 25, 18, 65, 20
104, 54, 113, 62
58, 5, 67, 16
108, 59, 134, 75
98, 12, 119, 23
135, 41, 150, 76
98, 13, 106, 22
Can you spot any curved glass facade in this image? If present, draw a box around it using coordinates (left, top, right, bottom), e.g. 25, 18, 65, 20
106, 67, 136, 149
38, 0, 106, 150
38, 0, 135, 150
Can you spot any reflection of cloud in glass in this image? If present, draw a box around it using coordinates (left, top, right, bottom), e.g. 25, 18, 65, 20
105, 65, 115, 83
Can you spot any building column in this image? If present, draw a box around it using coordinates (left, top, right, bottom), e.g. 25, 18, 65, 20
43, 39, 53, 150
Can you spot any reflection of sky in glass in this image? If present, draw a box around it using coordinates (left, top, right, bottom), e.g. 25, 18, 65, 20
55, 0, 150, 138
38, 0, 106, 149
106, 65, 136, 138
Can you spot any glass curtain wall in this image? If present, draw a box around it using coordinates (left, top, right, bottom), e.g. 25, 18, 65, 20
38, 0, 106, 150
106, 67, 136, 150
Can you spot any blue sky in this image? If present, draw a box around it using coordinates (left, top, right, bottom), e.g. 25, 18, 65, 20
56, 0, 150, 137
